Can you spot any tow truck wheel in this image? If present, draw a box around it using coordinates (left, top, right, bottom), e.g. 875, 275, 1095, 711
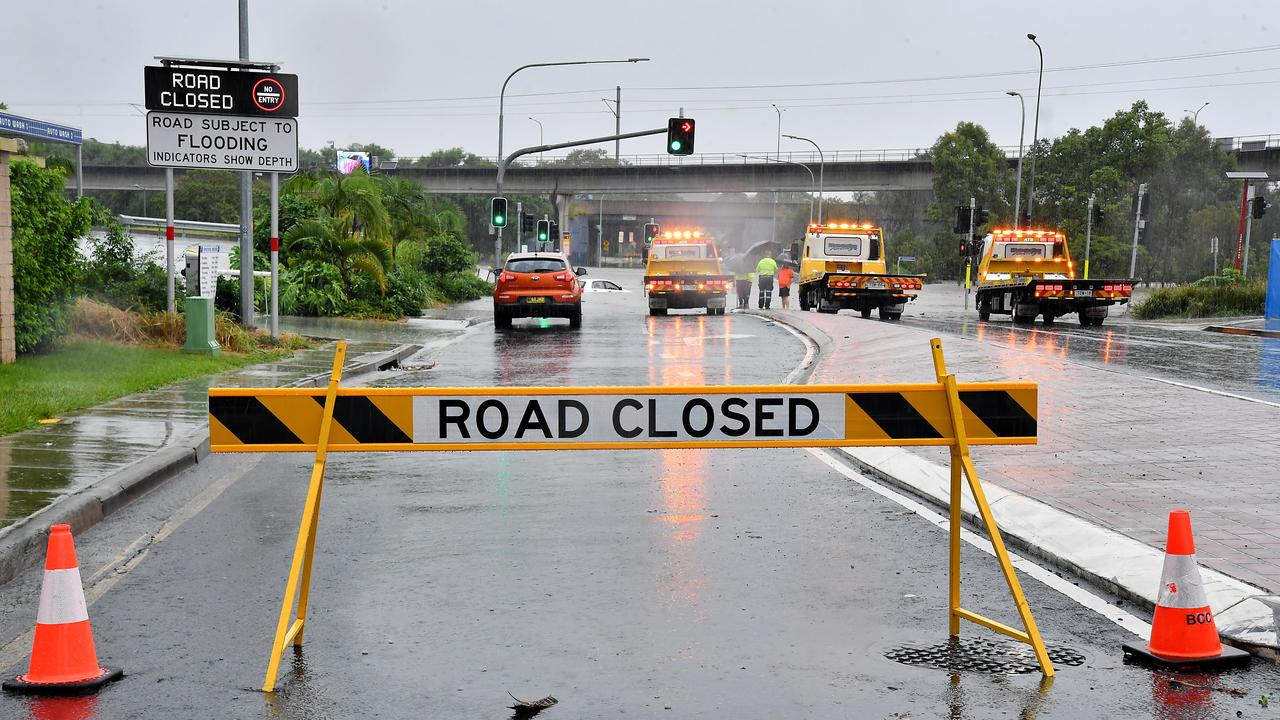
1042, 313, 1055, 326
860, 308, 872, 319
881, 311, 902, 321
799, 291, 811, 311
978, 309, 991, 321
1013, 313, 1035, 324
650, 308, 667, 316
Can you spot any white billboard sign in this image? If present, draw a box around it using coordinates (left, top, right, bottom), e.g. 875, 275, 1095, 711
146, 112, 298, 172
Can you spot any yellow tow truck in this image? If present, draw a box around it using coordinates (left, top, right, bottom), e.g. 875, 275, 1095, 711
793, 222, 923, 319
643, 229, 733, 316
974, 228, 1135, 326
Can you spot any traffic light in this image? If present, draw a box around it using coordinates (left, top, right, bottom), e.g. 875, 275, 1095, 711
1090, 204, 1104, 226
643, 223, 660, 245
953, 206, 971, 234
973, 207, 990, 236
536, 220, 550, 244
1252, 193, 1268, 219
521, 213, 534, 233
549, 221, 560, 247
667, 117, 695, 155
490, 197, 507, 228
1020, 212, 1031, 228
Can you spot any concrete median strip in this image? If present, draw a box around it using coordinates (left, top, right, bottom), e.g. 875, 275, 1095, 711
0, 342, 421, 590
761, 309, 1280, 659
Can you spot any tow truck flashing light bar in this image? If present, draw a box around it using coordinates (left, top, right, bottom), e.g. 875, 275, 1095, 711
659, 229, 704, 241
809, 222, 879, 231
208, 383, 1037, 453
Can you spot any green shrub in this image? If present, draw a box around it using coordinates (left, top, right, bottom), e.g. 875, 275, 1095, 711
1132, 281, 1266, 319
421, 233, 475, 275
11, 160, 93, 351
426, 271, 493, 304
79, 219, 169, 312
280, 261, 346, 316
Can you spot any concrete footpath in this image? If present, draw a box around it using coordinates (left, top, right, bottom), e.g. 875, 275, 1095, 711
0, 336, 423, 587
755, 308, 1280, 656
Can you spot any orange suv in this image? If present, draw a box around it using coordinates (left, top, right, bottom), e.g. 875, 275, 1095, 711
493, 252, 586, 330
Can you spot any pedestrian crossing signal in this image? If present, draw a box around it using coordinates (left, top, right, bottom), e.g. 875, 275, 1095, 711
490, 197, 507, 228
667, 118, 695, 155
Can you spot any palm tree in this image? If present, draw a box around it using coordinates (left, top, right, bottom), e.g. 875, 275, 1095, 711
283, 217, 391, 295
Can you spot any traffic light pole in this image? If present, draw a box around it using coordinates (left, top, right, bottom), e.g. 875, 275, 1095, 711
1129, 183, 1147, 278
1084, 194, 1094, 280
965, 196, 975, 310
1243, 184, 1256, 277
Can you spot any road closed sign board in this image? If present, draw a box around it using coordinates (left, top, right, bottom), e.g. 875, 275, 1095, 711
208, 383, 1037, 452
146, 112, 297, 172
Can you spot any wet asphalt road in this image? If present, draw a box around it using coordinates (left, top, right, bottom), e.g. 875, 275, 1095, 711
0, 269, 1278, 719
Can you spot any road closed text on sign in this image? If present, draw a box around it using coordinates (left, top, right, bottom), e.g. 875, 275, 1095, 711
147, 112, 297, 172
208, 383, 1037, 452
144, 66, 299, 117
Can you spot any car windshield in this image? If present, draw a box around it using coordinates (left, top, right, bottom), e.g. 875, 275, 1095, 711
506, 258, 567, 273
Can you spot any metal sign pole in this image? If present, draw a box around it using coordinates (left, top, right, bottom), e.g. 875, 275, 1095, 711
965, 197, 975, 310
165, 168, 175, 313
270, 172, 279, 341
1243, 184, 1256, 278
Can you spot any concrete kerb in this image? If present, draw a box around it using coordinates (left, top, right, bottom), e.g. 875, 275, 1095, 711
0, 342, 423, 590
758, 309, 1280, 660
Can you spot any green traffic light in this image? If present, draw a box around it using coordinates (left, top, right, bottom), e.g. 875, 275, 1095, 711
494, 215, 505, 225
670, 140, 682, 151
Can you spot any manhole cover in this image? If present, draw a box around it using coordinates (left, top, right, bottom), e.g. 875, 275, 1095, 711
885, 637, 1086, 674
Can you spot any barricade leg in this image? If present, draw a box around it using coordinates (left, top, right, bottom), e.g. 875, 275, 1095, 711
262, 342, 347, 693
931, 338, 1054, 677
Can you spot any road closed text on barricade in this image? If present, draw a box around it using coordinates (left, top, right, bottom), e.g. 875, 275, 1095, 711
208, 383, 1037, 452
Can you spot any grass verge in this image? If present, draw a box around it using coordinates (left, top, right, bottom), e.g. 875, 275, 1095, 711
0, 339, 294, 436
1131, 281, 1266, 319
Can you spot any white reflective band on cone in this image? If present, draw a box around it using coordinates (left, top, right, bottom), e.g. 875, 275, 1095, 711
35, 568, 90, 625
1156, 553, 1210, 609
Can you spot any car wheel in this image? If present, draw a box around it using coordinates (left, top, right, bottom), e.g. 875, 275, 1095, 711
568, 306, 582, 329
494, 306, 512, 330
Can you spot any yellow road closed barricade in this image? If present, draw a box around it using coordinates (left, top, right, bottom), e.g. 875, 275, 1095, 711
212, 339, 1055, 691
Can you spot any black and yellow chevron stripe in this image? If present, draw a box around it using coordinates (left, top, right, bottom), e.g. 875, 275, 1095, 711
843, 386, 1036, 444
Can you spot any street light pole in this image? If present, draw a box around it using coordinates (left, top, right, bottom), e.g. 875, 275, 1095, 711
738, 154, 815, 226
1026, 34, 1043, 225
784, 134, 824, 224
1184, 102, 1209, 125
527, 117, 543, 163
1007, 91, 1025, 228
496, 58, 649, 269
771, 104, 783, 245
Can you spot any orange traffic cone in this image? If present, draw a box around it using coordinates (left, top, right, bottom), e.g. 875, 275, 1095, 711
1123, 510, 1251, 669
2, 525, 123, 695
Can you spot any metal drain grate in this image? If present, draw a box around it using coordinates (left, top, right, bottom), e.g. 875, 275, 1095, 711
885, 637, 1086, 675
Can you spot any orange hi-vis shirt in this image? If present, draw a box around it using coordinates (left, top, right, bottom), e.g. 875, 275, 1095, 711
778, 266, 795, 287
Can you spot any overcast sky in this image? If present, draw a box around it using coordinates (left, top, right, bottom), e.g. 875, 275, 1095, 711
4, 0, 1277, 160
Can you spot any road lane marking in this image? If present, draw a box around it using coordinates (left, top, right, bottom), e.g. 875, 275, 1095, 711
1142, 376, 1280, 409
0, 455, 264, 672
805, 447, 1152, 639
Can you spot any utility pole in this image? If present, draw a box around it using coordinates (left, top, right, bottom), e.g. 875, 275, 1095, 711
515, 200, 522, 252
1211, 236, 1219, 276
615, 86, 621, 163
1128, 183, 1147, 279
965, 196, 976, 310
1084, 193, 1094, 280
237, 0, 255, 327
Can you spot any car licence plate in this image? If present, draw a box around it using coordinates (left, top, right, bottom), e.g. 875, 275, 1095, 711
1074, 289, 1093, 297
525, 296, 546, 304
866, 279, 885, 289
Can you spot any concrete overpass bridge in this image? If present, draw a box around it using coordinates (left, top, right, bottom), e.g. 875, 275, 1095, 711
67, 139, 1280, 195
